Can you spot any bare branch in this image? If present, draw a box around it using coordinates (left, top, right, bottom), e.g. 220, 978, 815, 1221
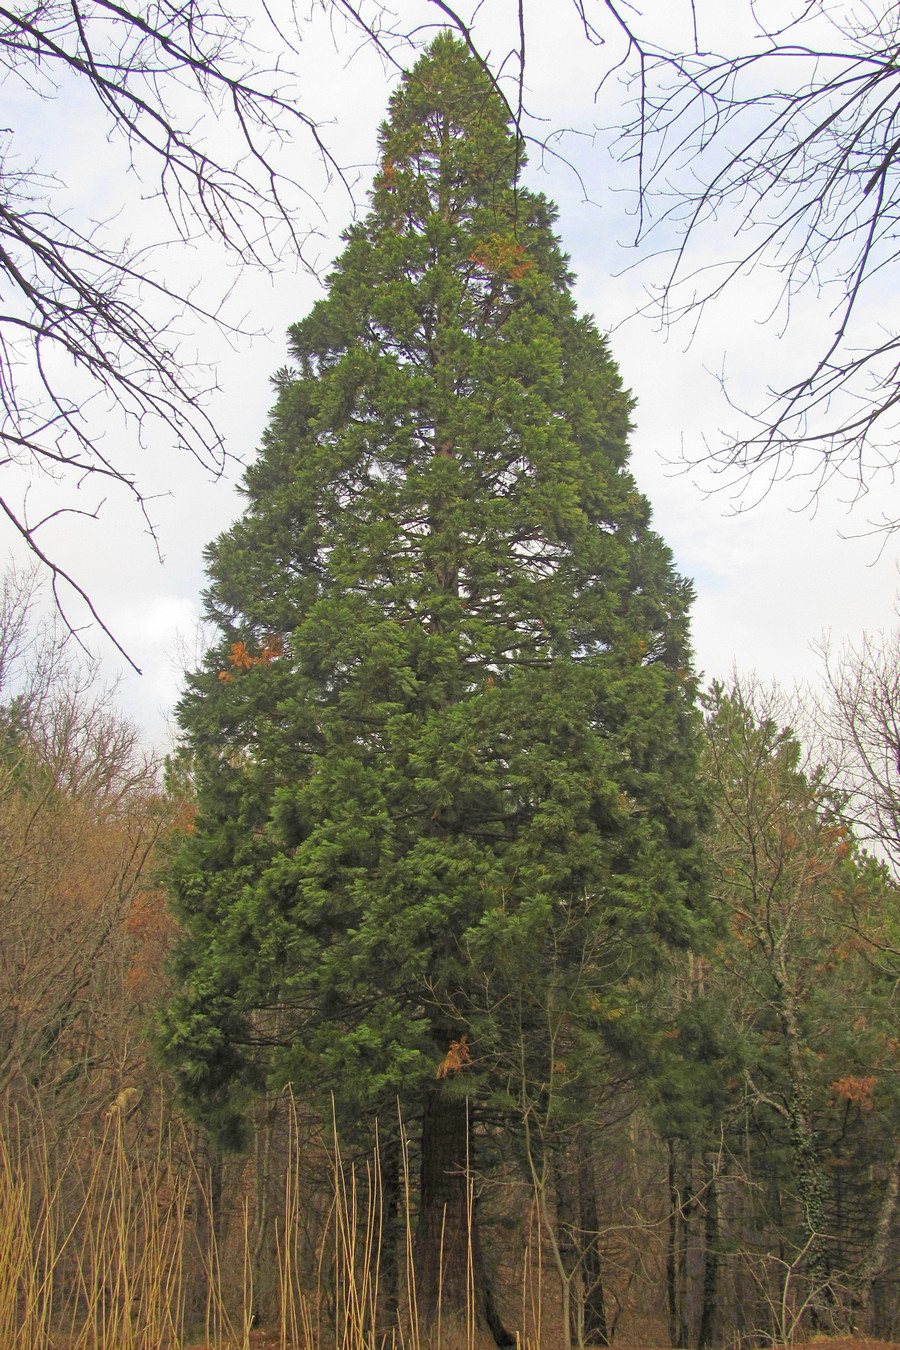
602, 0, 900, 519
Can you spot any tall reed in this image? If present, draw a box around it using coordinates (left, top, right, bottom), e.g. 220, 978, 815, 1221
0, 1104, 536, 1350
0, 1111, 193, 1350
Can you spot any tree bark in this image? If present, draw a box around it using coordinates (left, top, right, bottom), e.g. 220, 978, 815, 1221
696, 1159, 718, 1350
378, 1133, 402, 1334
251, 1100, 276, 1322
849, 1137, 900, 1325
666, 1141, 679, 1349
666, 1139, 691, 1350
553, 1154, 580, 1350
786, 1083, 833, 1329
772, 958, 835, 1329
187, 1138, 224, 1336
577, 1141, 609, 1347
414, 1079, 513, 1347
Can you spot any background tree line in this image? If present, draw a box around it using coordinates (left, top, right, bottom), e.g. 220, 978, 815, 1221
4, 8, 900, 1348
4, 555, 900, 1348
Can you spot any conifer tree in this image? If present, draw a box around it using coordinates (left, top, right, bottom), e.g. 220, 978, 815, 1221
160, 35, 705, 1344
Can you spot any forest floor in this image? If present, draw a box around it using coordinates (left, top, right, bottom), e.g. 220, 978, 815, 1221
222, 1337, 900, 1350
791, 1343, 900, 1350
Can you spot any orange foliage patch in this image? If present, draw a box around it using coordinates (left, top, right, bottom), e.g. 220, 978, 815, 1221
831, 1073, 878, 1110
469, 233, 535, 281
170, 793, 197, 834
218, 634, 283, 682
436, 1034, 472, 1078
126, 894, 179, 994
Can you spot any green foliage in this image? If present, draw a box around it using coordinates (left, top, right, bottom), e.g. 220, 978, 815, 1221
666, 680, 900, 1316
159, 34, 706, 1147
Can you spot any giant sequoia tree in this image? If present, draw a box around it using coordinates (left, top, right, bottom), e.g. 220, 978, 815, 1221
161, 36, 704, 1344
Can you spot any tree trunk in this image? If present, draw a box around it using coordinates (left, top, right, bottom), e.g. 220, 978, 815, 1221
552, 1132, 611, 1349
378, 1133, 402, 1334
787, 1085, 833, 1330
187, 1139, 224, 1337
553, 1154, 581, 1350
251, 1100, 276, 1323
849, 1137, 900, 1326
696, 1159, 718, 1350
414, 1079, 513, 1348
666, 1139, 691, 1350
577, 1142, 609, 1347
666, 1141, 679, 1349
774, 962, 834, 1330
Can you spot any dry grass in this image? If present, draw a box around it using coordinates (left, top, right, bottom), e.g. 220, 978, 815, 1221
0, 1112, 195, 1350
8, 1106, 881, 1350
0, 1105, 521, 1350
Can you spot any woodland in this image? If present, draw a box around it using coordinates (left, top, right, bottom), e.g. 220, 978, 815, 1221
5, 14, 900, 1350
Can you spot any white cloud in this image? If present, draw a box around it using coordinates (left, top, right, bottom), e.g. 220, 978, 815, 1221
2, 0, 898, 744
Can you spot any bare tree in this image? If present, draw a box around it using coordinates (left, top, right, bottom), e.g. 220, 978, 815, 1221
701, 677, 848, 1329
820, 629, 900, 869
0, 565, 173, 1121
594, 0, 900, 522
15, 0, 899, 653
0, 0, 559, 664
0, 0, 406, 660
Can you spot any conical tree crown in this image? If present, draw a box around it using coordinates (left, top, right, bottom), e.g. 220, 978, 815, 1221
161, 35, 704, 1142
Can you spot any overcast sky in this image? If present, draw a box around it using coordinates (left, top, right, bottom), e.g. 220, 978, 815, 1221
4, 0, 899, 748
